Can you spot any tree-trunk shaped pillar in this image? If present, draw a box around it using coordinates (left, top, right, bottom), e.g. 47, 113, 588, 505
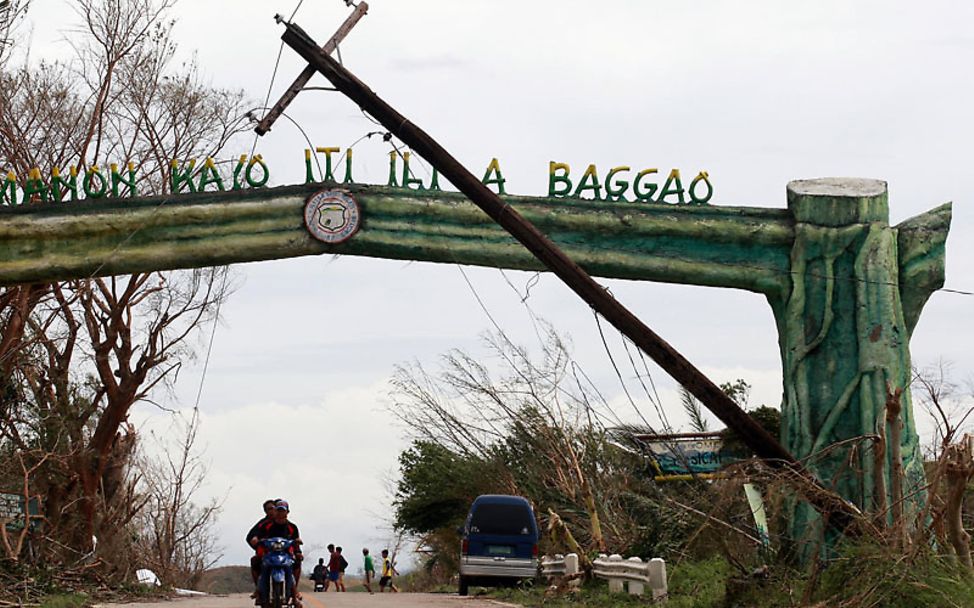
775, 178, 949, 544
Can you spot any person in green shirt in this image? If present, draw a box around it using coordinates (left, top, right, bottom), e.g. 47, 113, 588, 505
362, 548, 375, 594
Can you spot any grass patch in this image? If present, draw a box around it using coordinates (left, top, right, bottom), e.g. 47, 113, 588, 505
39, 593, 89, 608
667, 556, 729, 608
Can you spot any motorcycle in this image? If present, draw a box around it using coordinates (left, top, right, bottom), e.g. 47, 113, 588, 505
258, 537, 297, 608
311, 569, 325, 593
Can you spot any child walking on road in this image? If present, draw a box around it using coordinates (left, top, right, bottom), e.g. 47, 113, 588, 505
362, 548, 375, 594
379, 549, 399, 593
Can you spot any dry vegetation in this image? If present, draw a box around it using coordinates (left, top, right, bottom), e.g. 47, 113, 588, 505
390, 328, 974, 606
0, 0, 251, 602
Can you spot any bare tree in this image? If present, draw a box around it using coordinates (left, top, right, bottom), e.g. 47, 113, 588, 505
910, 362, 974, 573
0, 0, 249, 575
0, 0, 30, 65
0, 267, 233, 561
914, 361, 974, 459
134, 408, 223, 589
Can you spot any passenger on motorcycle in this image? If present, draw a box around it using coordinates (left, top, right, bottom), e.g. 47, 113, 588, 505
250, 500, 303, 607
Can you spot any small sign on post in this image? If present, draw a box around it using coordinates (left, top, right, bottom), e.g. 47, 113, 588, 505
0, 492, 42, 531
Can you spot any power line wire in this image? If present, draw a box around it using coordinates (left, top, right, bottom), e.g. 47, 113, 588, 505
250, 40, 286, 159
619, 333, 673, 432
288, 0, 306, 21
192, 267, 230, 410
454, 264, 621, 433
592, 311, 656, 431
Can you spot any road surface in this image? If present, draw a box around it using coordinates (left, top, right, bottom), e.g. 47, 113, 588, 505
96, 592, 518, 608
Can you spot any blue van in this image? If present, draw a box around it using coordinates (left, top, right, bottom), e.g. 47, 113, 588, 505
458, 495, 539, 596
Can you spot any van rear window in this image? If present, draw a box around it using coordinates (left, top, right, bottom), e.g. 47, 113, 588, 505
470, 503, 534, 535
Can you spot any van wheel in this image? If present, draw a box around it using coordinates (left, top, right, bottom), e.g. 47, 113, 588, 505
458, 576, 469, 596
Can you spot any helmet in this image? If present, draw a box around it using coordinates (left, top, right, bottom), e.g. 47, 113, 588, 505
275, 500, 290, 512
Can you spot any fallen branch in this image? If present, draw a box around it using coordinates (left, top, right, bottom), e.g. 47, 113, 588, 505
546, 509, 592, 572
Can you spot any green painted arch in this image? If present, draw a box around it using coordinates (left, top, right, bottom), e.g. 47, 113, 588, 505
0, 178, 953, 546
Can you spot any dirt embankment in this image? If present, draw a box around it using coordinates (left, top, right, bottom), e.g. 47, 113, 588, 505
196, 566, 253, 594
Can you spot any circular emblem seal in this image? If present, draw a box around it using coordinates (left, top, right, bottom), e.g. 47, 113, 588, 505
303, 190, 361, 244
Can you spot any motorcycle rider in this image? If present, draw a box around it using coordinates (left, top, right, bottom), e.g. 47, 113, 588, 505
250, 500, 303, 607
311, 558, 326, 591
247, 499, 278, 593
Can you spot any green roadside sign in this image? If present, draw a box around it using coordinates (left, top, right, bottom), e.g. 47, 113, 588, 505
0, 492, 42, 531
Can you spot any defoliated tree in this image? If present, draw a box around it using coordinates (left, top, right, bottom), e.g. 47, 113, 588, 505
0, 0, 249, 577
134, 408, 223, 589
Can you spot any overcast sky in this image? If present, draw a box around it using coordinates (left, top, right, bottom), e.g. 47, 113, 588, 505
19, 0, 974, 570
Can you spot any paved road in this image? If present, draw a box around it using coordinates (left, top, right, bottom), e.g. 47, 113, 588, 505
96, 592, 517, 608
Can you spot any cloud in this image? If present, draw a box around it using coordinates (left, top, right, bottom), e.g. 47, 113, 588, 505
388, 55, 474, 73
132, 379, 409, 567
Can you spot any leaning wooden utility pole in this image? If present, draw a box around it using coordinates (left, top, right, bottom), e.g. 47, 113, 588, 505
255, 2, 369, 135
278, 19, 864, 531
